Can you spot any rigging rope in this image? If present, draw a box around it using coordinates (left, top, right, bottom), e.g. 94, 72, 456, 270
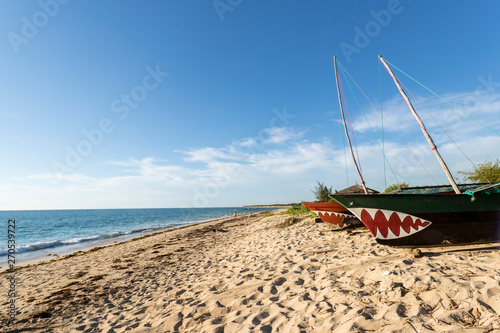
337, 69, 365, 179
383, 59, 500, 138
337, 62, 402, 186
398, 79, 492, 184
338, 61, 440, 186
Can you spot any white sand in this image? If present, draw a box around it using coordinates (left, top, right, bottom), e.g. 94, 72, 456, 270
1, 210, 499, 332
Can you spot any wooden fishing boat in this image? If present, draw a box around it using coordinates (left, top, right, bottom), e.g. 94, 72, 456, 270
330, 183, 500, 246
302, 185, 378, 229
331, 56, 500, 246
301, 54, 375, 233
301, 202, 358, 230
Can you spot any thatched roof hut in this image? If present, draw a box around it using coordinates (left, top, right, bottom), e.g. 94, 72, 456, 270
334, 183, 379, 195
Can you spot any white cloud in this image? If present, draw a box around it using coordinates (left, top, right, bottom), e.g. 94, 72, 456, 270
350, 91, 500, 138
3, 90, 500, 210
180, 126, 306, 167
109, 157, 187, 181
351, 96, 415, 134
260, 127, 305, 145
247, 141, 334, 175
182, 147, 239, 164
8, 127, 334, 209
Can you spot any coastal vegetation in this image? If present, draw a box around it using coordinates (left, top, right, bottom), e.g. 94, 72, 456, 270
382, 182, 409, 194
275, 204, 315, 228
259, 213, 275, 220
312, 181, 334, 202
283, 204, 313, 216
243, 204, 296, 208
457, 158, 500, 183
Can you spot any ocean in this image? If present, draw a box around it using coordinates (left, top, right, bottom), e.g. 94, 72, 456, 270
0, 207, 274, 268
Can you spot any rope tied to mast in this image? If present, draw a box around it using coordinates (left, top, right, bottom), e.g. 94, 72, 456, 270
387, 57, 496, 184
379, 55, 461, 194
383, 58, 500, 139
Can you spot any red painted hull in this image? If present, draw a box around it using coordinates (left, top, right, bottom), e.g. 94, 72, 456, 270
302, 202, 360, 230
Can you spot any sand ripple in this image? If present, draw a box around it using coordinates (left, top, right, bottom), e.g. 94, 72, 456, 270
1, 210, 499, 332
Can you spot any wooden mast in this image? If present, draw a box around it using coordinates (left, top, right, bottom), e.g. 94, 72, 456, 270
334, 56, 369, 194
378, 55, 461, 194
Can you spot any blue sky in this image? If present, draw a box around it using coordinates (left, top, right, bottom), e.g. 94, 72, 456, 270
1, 0, 500, 210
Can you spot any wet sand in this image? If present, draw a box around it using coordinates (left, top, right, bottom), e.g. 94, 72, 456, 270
1, 209, 499, 332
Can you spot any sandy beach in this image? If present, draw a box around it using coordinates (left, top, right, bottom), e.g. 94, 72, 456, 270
1, 209, 499, 332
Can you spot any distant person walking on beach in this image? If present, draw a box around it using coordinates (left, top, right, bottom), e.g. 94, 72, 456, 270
234, 209, 237, 216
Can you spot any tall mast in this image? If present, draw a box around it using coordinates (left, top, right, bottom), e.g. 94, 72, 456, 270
379, 55, 461, 194
334, 56, 369, 194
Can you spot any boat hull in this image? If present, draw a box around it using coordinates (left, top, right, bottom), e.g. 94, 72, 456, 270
302, 202, 360, 230
330, 191, 500, 246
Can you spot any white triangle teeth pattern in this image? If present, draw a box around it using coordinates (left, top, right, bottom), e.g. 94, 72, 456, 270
349, 207, 432, 240
314, 211, 347, 229
347, 208, 364, 220
314, 211, 353, 218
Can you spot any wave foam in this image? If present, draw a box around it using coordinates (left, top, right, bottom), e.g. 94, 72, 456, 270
0, 228, 155, 256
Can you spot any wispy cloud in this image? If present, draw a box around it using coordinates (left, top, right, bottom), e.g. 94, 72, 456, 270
5, 89, 500, 210
109, 157, 187, 181
27, 173, 98, 183
180, 127, 306, 165
261, 127, 305, 145
13, 127, 333, 209
246, 141, 334, 175
350, 91, 500, 143
351, 96, 415, 134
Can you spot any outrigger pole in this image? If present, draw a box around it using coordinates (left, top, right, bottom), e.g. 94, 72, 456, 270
379, 55, 461, 195
334, 56, 369, 194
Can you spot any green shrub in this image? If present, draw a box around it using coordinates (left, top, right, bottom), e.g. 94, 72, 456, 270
457, 158, 500, 183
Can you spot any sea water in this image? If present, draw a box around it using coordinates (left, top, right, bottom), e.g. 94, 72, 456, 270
0, 207, 273, 268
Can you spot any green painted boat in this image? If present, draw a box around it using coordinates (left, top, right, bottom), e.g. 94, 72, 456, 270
332, 56, 500, 246
330, 183, 500, 246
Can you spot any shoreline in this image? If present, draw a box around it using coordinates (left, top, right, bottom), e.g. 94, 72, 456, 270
0, 209, 276, 273
1, 209, 499, 332
242, 205, 294, 208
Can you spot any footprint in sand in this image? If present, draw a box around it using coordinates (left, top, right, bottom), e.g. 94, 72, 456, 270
295, 278, 305, 286
175, 289, 186, 296
256, 324, 272, 333
251, 311, 270, 325
396, 303, 407, 317
273, 277, 287, 286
